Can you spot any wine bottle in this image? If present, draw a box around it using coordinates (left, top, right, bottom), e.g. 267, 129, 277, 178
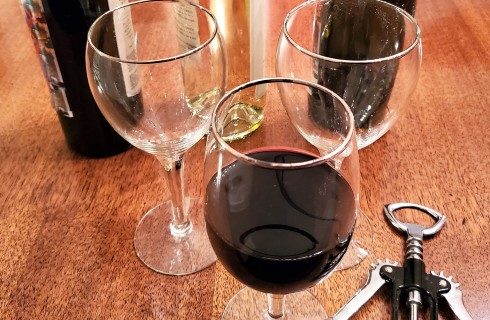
20, 0, 141, 158
310, 0, 403, 130
385, 0, 416, 16
203, 0, 267, 141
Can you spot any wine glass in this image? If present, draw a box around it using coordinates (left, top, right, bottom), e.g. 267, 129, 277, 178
276, 0, 422, 269
86, 0, 225, 275
204, 78, 358, 319
277, 0, 422, 148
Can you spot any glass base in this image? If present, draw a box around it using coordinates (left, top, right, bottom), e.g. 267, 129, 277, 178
335, 210, 373, 271
221, 287, 328, 320
133, 198, 216, 275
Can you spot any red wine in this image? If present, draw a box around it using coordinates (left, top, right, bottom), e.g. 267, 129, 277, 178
21, 0, 140, 157
205, 149, 356, 294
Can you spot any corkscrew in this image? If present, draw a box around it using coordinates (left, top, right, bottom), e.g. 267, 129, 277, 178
333, 203, 473, 320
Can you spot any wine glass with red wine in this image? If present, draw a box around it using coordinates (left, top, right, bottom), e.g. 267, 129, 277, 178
86, 0, 225, 275
204, 78, 358, 319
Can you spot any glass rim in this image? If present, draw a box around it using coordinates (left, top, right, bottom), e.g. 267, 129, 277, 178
86, 0, 219, 65
283, 0, 422, 64
210, 77, 355, 170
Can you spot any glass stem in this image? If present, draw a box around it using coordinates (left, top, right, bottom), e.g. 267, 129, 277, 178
267, 294, 285, 319
158, 156, 192, 237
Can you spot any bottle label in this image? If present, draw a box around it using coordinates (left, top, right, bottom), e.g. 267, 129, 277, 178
21, 0, 73, 117
249, 0, 267, 97
174, 0, 201, 52
109, 0, 141, 97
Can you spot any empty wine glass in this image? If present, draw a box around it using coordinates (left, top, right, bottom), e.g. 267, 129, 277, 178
276, 0, 422, 269
277, 0, 422, 148
86, 0, 225, 275
204, 78, 358, 319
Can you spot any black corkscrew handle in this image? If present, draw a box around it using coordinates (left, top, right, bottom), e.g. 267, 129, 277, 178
380, 261, 451, 320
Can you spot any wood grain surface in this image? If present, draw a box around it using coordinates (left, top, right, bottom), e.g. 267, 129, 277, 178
1, 0, 488, 319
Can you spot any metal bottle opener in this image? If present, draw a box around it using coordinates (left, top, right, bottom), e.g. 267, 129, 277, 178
332, 203, 474, 320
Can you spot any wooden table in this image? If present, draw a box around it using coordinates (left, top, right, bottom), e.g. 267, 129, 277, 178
1, 0, 488, 319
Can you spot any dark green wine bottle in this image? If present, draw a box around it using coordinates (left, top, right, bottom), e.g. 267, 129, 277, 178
310, 0, 404, 130
21, 0, 142, 158
385, 0, 416, 16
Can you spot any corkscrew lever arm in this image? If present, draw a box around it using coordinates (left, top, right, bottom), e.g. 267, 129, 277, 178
332, 260, 397, 320
431, 271, 474, 320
